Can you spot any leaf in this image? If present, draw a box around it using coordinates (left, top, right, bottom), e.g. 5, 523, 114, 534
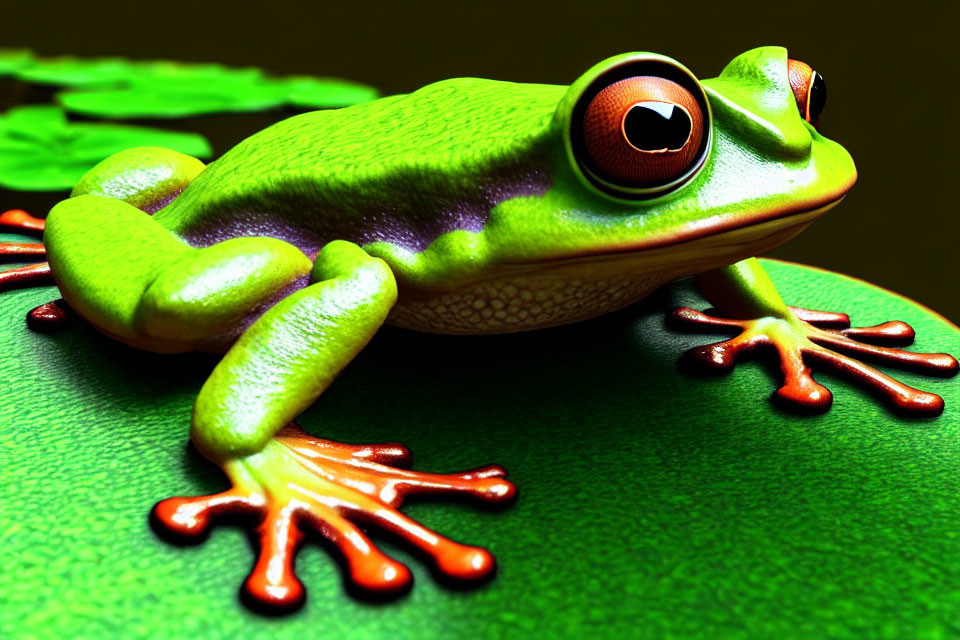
58, 67, 379, 118
5, 53, 378, 119
0, 49, 34, 77
0, 105, 212, 191
15, 56, 139, 88
282, 75, 381, 109
1, 259, 958, 638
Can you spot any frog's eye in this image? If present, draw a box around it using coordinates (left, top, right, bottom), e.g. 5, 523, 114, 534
579, 77, 704, 188
567, 58, 711, 200
787, 59, 827, 126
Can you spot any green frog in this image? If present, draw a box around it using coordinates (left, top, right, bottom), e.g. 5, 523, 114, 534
2, 45, 955, 612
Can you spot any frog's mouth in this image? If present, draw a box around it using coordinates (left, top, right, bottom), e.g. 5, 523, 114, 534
581, 190, 850, 262
506, 192, 848, 286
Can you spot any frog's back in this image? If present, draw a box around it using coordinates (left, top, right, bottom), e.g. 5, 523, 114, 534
157, 78, 563, 256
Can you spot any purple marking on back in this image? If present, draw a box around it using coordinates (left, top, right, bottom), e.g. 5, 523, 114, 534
352, 173, 549, 251
178, 165, 551, 256
143, 188, 184, 215
184, 215, 326, 258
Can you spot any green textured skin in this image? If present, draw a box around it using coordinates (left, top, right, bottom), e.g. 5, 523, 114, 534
72, 147, 206, 212
2, 258, 959, 640
45, 194, 314, 353
42, 45, 859, 461
47, 45, 856, 324
151, 46, 854, 290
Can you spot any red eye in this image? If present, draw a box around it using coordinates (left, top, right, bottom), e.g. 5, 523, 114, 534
581, 76, 704, 187
787, 59, 827, 126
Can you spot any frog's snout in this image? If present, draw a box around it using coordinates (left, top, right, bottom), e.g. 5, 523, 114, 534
703, 47, 817, 160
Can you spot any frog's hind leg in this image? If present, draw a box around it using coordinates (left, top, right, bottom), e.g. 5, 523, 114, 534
70, 146, 206, 214
0, 147, 206, 330
43, 193, 314, 353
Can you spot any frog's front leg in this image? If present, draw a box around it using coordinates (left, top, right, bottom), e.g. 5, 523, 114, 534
151, 241, 516, 611
671, 258, 959, 415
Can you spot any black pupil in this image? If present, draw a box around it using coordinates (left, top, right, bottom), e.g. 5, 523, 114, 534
808, 71, 827, 122
623, 102, 691, 151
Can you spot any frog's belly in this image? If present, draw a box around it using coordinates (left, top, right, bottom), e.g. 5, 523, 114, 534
388, 270, 666, 334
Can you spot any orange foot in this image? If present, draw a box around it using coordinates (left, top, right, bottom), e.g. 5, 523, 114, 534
0, 209, 71, 330
670, 306, 959, 415
151, 424, 516, 611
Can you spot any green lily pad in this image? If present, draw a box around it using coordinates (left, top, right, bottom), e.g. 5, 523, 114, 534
15, 55, 140, 89
1, 258, 958, 639
56, 63, 378, 119
0, 105, 212, 191
283, 75, 381, 110
13, 56, 266, 93
1, 53, 377, 119
0, 49, 34, 77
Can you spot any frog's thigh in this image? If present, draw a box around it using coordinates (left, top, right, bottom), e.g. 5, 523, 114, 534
190, 241, 398, 461
137, 237, 314, 343
71, 146, 205, 213
46, 194, 191, 342
47, 195, 313, 351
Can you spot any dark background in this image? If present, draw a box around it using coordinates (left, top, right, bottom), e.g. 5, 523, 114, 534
3, 0, 957, 320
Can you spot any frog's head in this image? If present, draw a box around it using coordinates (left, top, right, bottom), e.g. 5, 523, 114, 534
515, 46, 856, 272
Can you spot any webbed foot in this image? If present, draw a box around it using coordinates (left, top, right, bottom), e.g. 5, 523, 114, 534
671, 305, 959, 415
152, 424, 516, 611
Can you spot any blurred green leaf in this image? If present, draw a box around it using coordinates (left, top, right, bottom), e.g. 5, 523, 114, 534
58, 67, 379, 118
4, 53, 378, 119
0, 105, 212, 191
282, 75, 381, 109
16, 55, 139, 88
0, 48, 34, 77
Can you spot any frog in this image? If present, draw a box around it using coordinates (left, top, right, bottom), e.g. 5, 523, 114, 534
2, 45, 957, 612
